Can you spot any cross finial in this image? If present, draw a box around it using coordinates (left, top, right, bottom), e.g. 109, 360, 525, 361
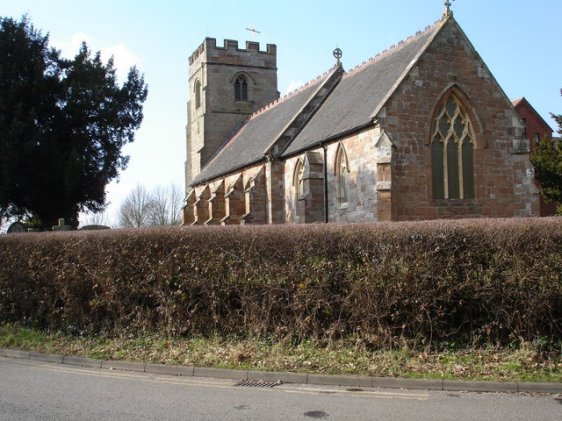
443, 0, 455, 18
333, 47, 343, 66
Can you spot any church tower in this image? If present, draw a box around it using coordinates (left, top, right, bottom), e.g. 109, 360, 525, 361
185, 38, 279, 187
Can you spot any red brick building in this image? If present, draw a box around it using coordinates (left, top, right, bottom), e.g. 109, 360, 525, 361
183, 12, 540, 225
512, 97, 555, 216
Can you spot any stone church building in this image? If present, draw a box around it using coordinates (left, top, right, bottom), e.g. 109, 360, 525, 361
183, 11, 540, 225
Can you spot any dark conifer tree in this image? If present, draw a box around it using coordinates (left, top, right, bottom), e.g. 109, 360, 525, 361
531, 93, 562, 214
0, 16, 147, 228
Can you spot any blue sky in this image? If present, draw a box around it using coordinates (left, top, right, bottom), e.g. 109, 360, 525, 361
1, 0, 560, 226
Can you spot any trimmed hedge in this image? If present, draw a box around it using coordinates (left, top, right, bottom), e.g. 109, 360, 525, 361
1, 218, 561, 348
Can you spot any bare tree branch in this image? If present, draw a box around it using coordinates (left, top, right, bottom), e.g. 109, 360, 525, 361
119, 185, 156, 228
119, 184, 183, 228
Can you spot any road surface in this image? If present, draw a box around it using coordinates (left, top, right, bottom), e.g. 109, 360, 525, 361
0, 358, 560, 420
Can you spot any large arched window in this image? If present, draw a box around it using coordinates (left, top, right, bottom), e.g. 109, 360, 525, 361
194, 79, 201, 109
335, 144, 349, 204
431, 93, 475, 199
234, 75, 248, 101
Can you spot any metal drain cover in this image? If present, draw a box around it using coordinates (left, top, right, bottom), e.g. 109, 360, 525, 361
234, 379, 282, 388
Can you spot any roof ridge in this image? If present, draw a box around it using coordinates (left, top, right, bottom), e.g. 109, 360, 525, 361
344, 19, 442, 77
191, 66, 341, 186
249, 66, 336, 118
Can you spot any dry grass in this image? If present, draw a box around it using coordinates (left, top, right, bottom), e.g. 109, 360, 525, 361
1, 324, 560, 382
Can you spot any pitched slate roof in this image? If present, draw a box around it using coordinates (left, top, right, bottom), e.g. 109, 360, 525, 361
191, 19, 445, 186
190, 72, 331, 186
283, 23, 441, 156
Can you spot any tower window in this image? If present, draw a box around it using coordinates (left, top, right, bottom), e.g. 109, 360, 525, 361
431, 93, 475, 200
194, 80, 201, 109
234, 75, 248, 101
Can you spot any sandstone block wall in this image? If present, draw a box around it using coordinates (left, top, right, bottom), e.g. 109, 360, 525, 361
378, 21, 538, 220
283, 126, 383, 224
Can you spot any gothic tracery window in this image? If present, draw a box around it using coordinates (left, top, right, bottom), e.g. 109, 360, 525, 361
234, 75, 248, 101
431, 93, 475, 200
335, 144, 349, 204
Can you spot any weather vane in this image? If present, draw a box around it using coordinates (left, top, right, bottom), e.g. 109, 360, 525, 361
444, 0, 455, 18
245, 24, 261, 41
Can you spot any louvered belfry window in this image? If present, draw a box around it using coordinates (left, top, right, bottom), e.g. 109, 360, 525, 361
431, 94, 475, 200
234, 75, 248, 101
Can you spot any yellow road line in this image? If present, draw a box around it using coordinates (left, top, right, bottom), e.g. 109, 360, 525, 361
282, 387, 429, 401
21, 360, 430, 401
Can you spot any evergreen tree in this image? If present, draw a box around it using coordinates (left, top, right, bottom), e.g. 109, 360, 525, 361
0, 16, 147, 228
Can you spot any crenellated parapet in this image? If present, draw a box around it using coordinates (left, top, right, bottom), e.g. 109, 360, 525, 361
189, 37, 277, 68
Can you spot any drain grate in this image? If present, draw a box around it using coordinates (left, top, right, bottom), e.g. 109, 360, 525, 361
234, 379, 282, 388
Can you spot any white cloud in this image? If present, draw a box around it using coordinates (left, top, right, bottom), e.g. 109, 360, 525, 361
284, 80, 304, 95
53, 33, 141, 82
100, 43, 142, 81
52, 32, 93, 56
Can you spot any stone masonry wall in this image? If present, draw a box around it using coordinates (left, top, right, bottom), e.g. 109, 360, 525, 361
326, 127, 381, 223
378, 19, 539, 220
189, 163, 266, 225
283, 126, 382, 224
266, 160, 285, 224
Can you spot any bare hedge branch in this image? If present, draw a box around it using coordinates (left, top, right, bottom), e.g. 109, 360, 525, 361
1, 218, 560, 349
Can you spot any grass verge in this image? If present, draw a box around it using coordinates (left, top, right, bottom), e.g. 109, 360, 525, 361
0, 324, 560, 383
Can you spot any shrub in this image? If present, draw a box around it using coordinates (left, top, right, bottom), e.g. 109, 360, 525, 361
0, 218, 561, 349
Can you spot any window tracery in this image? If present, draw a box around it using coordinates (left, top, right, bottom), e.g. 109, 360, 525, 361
431, 93, 475, 199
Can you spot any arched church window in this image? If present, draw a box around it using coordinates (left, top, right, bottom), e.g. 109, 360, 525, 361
293, 159, 304, 198
335, 144, 350, 204
431, 93, 475, 199
194, 79, 201, 109
290, 158, 305, 222
234, 75, 248, 101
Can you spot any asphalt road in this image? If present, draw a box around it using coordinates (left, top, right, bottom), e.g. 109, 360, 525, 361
0, 358, 560, 420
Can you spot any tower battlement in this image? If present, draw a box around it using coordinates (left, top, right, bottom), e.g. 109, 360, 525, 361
189, 38, 277, 66
185, 35, 279, 190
